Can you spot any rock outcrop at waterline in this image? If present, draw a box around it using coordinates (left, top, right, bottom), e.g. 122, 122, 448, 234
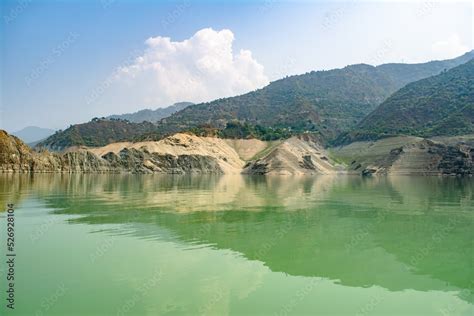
0, 130, 225, 174
2, 130, 341, 175
331, 136, 474, 176
243, 134, 340, 175
1, 130, 473, 175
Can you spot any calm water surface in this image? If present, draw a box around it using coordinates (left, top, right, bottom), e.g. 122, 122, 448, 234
0, 174, 473, 315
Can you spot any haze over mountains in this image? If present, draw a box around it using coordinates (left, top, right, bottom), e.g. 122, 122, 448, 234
340, 59, 474, 144
106, 102, 193, 123
153, 52, 473, 142
37, 51, 473, 150
12, 126, 55, 144
2, 50, 473, 176
38, 103, 193, 149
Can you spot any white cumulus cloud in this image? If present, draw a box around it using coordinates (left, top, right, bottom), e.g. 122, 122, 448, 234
431, 33, 470, 60
116, 28, 269, 106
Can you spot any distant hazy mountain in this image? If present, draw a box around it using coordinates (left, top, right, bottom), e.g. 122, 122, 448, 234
339, 58, 474, 143
12, 126, 55, 144
376, 51, 474, 87
107, 102, 193, 123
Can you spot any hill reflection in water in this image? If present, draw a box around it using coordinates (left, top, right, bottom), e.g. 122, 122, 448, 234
2, 174, 472, 299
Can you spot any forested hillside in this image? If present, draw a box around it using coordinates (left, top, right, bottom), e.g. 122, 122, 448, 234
338, 59, 473, 144
39, 51, 473, 149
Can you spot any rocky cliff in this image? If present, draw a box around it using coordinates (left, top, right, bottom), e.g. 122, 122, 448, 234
331, 136, 474, 176
1, 130, 226, 174
1, 130, 473, 175
243, 134, 341, 175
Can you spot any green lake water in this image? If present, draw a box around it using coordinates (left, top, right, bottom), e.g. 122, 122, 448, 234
0, 174, 473, 315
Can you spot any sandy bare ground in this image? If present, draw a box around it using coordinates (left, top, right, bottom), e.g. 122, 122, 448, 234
245, 136, 340, 175
85, 133, 340, 175
86, 133, 247, 174
330, 136, 472, 175
223, 138, 270, 161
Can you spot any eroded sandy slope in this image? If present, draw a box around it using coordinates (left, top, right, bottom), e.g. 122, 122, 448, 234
330, 136, 473, 176
87, 133, 245, 174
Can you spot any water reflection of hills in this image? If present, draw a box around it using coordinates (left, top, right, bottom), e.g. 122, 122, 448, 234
1, 174, 473, 301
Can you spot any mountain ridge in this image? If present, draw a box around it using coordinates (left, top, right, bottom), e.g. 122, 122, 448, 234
106, 102, 193, 123
37, 103, 193, 150
12, 126, 55, 144
338, 58, 474, 144
140, 51, 474, 141
38, 51, 474, 150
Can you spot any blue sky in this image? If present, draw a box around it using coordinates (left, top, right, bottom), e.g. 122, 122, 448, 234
1, 0, 472, 132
